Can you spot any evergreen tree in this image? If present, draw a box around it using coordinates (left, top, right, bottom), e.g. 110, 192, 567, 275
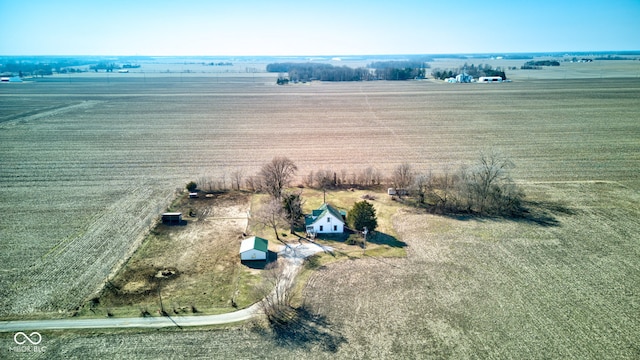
186, 181, 197, 192
347, 201, 378, 232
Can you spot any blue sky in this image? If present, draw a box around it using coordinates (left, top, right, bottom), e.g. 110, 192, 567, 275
1, 0, 638, 55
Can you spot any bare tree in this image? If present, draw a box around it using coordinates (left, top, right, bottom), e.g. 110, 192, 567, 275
372, 168, 383, 185
471, 149, 514, 214
245, 176, 256, 192
392, 163, 414, 196
197, 175, 214, 192
253, 198, 285, 241
304, 170, 314, 188
220, 171, 228, 190
413, 171, 431, 204
432, 166, 456, 212
358, 167, 374, 186
246, 175, 264, 193
314, 169, 333, 190
254, 262, 296, 324
456, 163, 474, 213
231, 168, 244, 191
457, 149, 522, 215
348, 171, 357, 186
340, 168, 349, 185
260, 157, 298, 200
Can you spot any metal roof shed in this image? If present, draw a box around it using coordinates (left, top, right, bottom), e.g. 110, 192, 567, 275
239, 236, 268, 261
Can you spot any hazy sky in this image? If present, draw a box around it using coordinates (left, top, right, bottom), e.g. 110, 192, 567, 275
1, 0, 638, 56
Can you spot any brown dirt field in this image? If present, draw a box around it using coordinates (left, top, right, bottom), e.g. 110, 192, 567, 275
11, 183, 639, 359
0, 70, 638, 357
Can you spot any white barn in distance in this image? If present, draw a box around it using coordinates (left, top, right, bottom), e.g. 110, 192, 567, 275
479, 76, 503, 83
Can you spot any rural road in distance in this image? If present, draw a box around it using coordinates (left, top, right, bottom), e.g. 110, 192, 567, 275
0, 242, 331, 332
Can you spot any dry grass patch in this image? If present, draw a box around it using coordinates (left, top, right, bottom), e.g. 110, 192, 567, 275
300, 187, 406, 255
85, 191, 261, 318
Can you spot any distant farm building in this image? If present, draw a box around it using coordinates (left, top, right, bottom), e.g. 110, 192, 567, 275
189, 192, 198, 198
305, 203, 346, 236
161, 212, 182, 225
479, 76, 503, 83
455, 73, 473, 83
444, 73, 473, 83
239, 236, 268, 261
1, 76, 22, 82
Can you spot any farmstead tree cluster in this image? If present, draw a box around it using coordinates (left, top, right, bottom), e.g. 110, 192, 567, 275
411, 150, 525, 216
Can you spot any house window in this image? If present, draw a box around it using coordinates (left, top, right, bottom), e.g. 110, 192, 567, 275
327, 217, 331, 223
333, 225, 337, 231
319, 225, 323, 231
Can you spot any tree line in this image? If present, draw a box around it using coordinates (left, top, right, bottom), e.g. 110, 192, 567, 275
0, 59, 92, 77
408, 150, 524, 216
189, 149, 525, 219
266, 61, 430, 82
431, 63, 507, 80
0, 58, 131, 76
520, 60, 560, 69
267, 62, 371, 82
367, 61, 429, 80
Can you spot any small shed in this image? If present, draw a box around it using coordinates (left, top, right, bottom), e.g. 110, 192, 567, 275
189, 192, 198, 198
240, 236, 268, 261
161, 212, 182, 225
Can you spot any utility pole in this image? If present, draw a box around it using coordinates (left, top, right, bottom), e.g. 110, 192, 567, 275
158, 283, 166, 316
362, 226, 368, 254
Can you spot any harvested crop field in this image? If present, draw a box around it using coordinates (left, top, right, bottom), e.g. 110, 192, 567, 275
300, 182, 640, 358
4, 183, 639, 359
1, 71, 639, 357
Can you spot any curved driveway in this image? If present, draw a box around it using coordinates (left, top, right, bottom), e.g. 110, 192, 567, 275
0, 242, 331, 332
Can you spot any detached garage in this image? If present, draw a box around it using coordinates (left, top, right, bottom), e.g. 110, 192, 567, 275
239, 236, 268, 261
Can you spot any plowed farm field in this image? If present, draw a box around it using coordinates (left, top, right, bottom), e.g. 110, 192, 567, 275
1, 73, 639, 358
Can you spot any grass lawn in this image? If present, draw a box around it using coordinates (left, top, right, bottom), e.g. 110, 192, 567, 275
83, 191, 262, 318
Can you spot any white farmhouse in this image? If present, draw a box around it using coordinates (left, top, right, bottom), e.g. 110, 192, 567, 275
239, 236, 268, 261
305, 203, 346, 235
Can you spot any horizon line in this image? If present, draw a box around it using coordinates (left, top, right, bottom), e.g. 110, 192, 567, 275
2, 50, 640, 58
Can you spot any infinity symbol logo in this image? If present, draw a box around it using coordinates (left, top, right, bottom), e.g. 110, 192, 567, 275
13, 332, 42, 345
